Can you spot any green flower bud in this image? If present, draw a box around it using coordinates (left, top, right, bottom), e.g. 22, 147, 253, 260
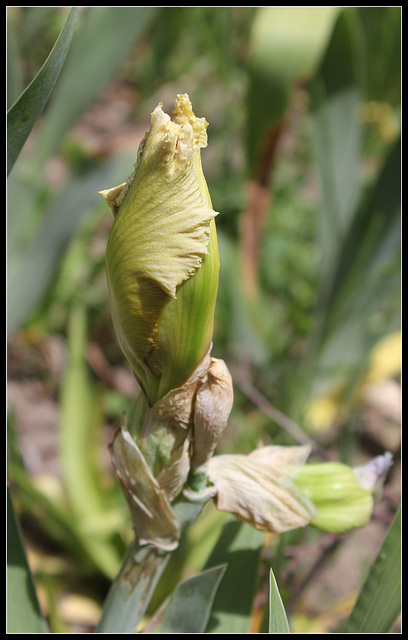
101, 94, 219, 406
294, 454, 392, 534
185, 448, 392, 537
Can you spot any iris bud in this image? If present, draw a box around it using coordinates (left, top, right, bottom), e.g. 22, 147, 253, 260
103, 96, 233, 550
294, 454, 393, 534
186, 448, 392, 536
101, 94, 219, 406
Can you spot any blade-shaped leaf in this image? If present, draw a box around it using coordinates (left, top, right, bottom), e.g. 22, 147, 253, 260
7, 7, 78, 175
246, 6, 340, 177
152, 565, 227, 633
7, 488, 47, 633
303, 135, 401, 405
268, 567, 290, 633
295, 9, 400, 413
59, 302, 122, 579
204, 517, 264, 633
31, 6, 154, 168
343, 508, 401, 633
320, 134, 401, 339
7, 151, 135, 335
309, 8, 364, 278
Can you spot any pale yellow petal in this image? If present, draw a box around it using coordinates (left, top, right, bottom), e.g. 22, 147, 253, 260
248, 445, 311, 473
206, 454, 316, 533
104, 95, 219, 403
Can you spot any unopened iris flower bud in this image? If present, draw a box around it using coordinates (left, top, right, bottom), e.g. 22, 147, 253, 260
293, 453, 393, 534
186, 447, 392, 536
185, 446, 318, 533
102, 96, 234, 550
101, 94, 219, 406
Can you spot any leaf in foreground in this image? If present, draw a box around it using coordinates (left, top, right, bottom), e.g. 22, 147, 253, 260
343, 507, 401, 633
151, 565, 227, 633
268, 567, 290, 633
7, 488, 47, 633
7, 7, 78, 174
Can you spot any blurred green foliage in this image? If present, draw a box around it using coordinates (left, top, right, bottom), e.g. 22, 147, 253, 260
7, 6, 400, 634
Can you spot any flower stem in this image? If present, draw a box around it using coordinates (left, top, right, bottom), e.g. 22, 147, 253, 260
96, 540, 171, 633
96, 493, 209, 632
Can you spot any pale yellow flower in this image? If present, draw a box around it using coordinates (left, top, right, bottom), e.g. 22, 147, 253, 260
101, 94, 219, 406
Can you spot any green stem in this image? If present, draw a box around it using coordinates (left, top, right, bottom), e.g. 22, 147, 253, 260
96, 493, 209, 633
96, 540, 171, 633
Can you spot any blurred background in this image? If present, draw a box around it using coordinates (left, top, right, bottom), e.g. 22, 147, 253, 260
7, 7, 400, 633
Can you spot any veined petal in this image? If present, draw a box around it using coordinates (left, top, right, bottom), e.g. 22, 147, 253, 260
294, 454, 393, 534
103, 95, 219, 404
144, 220, 219, 404
205, 449, 317, 533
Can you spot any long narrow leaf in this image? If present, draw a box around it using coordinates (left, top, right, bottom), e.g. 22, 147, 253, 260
204, 517, 264, 633
60, 303, 103, 516
343, 508, 401, 633
152, 565, 227, 634
314, 134, 401, 343
7, 488, 47, 633
268, 567, 290, 633
32, 6, 154, 168
296, 9, 400, 414
8, 464, 122, 575
303, 134, 401, 406
59, 302, 122, 579
7, 151, 135, 334
6, 7, 78, 175
246, 7, 340, 177
309, 8, 364, 283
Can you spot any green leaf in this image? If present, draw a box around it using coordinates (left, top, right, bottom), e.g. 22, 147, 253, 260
320, 133, 401, 340
7, 150, 135, 335
343, 508, 401, 633
309, 8, 364, 279
7, 488, 47, 633
31, 6, 154, 168
295, 9, 400, 413
268, 567, 290, 633
59, 303, 123, 579
246, 6, 340, 177
8, 464, 123, 576
204, 517, 264, 633
6, 7, 78, 175
304, 134, 401, 406
357, 7, 401, 104
152, 565, 227, 633
59, 303, 104, 517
